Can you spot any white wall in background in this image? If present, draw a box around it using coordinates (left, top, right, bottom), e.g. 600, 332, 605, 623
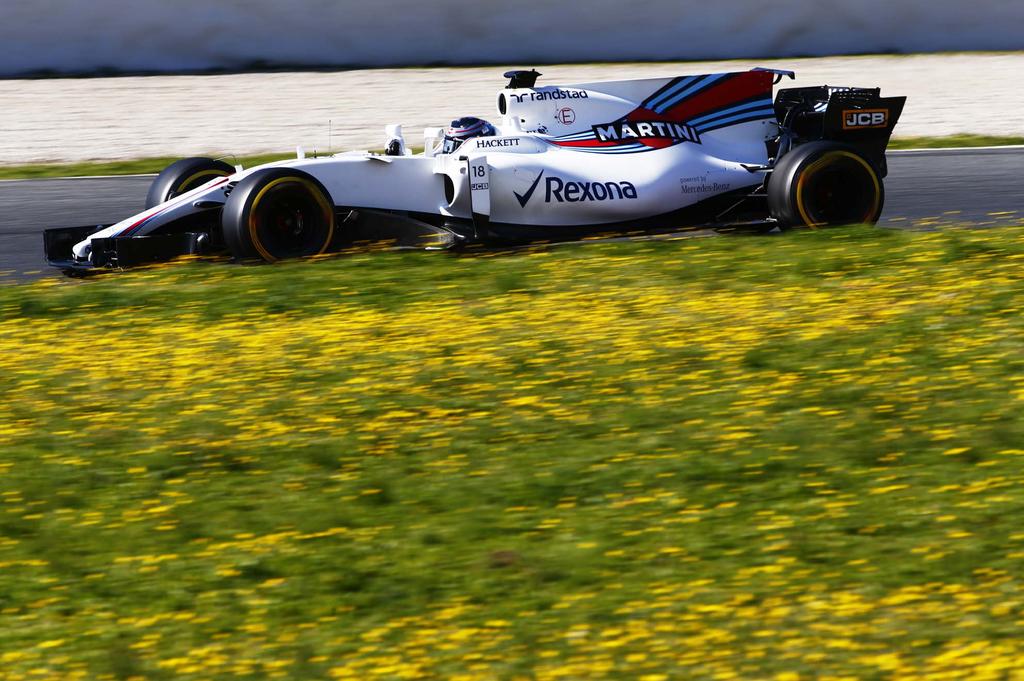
1, 0, 1022, 76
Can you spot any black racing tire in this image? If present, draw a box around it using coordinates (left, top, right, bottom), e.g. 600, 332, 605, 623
768, 142, 884, 229
145, 157, 236, 210
221, 168, 336, 262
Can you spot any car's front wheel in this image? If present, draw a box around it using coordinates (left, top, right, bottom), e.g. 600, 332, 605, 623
146, 157, 236, 209
768, 142, 884, 229
221, 168, 336, 262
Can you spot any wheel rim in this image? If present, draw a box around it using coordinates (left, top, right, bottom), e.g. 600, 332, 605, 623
169, 169, 230, 201
247, 178, 334, 261
795, 151, 881, 227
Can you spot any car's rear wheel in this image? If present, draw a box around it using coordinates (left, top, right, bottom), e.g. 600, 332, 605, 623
768, 142, 884, 229
221, 168, 336, 262
146, 157, 236, 209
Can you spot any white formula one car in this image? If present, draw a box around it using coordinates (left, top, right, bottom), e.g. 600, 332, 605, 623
44, 68, 905, 273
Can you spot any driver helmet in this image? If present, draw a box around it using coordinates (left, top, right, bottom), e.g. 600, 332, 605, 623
442, 117, 497, 154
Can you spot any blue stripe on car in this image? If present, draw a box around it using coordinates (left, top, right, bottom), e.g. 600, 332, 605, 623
643, 76, 700, 111
653, 73, 731, 114
687, 98, 773, 127
695, 107, 777, 132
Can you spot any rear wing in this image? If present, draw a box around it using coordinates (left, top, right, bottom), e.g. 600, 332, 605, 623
774, 86, 906, 176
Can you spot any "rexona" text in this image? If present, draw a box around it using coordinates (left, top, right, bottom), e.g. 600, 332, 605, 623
546, 177, 639, 203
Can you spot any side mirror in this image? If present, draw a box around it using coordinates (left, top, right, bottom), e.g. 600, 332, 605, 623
423, 127, 445, 157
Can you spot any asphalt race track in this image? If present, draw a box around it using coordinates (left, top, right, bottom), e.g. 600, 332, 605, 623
1, 148, 1022, 282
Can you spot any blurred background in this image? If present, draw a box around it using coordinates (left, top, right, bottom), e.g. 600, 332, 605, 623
2, 0, 1023, 76
2, 0, 1024, 166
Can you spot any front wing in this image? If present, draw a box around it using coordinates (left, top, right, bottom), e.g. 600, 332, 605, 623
44, 225, 208, 272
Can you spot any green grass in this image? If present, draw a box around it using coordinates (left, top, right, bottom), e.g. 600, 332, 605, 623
888, 134, 1024, 149
3, 226, 1024, 678
2, 135, 1022, 181
0, 152, 298, 180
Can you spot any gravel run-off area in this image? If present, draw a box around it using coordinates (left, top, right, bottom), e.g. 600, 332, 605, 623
1, 53, 1022, 165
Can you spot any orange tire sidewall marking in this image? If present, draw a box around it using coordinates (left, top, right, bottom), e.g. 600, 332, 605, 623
247, 177, 335, 263
795, 151, 881, 228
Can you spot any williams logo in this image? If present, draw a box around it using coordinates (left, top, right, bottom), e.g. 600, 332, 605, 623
843, 109, 889, 130
515, 171, 639, 207
594, 121, 701, 144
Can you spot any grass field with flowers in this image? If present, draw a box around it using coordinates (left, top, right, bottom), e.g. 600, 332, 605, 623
3, 225, 1024, 680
